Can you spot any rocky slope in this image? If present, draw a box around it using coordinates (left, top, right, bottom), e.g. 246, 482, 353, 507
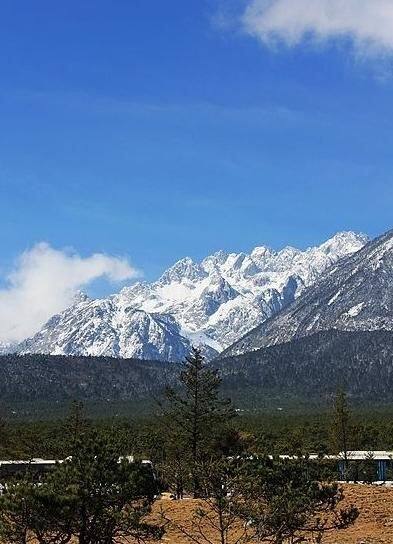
223, 229, 393, 358
16, 232, 367, 362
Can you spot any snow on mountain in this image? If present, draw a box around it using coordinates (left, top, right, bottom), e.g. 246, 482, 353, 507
18, 297, 194, 362
0, 341, 13, 355
16, 231, 368, 362
222, 229, 393, 358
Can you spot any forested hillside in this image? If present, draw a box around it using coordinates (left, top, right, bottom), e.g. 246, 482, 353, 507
217, 329, 393, 406
0, 354, 178, 403
3, 329, 393, 416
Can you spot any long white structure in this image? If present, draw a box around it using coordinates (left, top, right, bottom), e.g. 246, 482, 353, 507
1, 452, 392, 482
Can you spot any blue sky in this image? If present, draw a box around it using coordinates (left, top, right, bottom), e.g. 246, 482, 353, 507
2, 0, 393, 288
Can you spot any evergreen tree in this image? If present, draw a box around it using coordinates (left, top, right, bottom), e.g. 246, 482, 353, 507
236, 457, 359, 544
0, 408, 7, 457
162, 347, 235, 497
0, 430, 162, 544
0, 474, 74, 544
65, 401, 89, 455
50, 429, 161, 544
331, 389, 352, 479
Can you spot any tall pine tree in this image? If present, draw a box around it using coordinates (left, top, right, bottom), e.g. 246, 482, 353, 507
331, 388, 352, 479
162, 347, 235, 497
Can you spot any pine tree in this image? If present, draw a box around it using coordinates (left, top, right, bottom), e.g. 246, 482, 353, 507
236, 456, 359, 543
0, 429, 163, 544
49, 430, 161, 544
162, 347, 235, 497
0, 473, 74, 544
0, 407, 6, 457
331, 389, 352, 479
65, 401, 89, 455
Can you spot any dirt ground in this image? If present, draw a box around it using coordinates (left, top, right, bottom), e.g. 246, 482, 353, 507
149, 485, 393, 544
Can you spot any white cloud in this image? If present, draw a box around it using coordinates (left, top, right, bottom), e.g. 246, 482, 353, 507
0, 243, 139, 344
242, 0, 393, 56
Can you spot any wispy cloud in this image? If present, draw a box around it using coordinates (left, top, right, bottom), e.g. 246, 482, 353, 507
0, 243, 139, 344
241, 0, 393, 57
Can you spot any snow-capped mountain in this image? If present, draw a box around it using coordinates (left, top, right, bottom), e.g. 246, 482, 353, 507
17, 231, 368, 361
222, 229, 393, 358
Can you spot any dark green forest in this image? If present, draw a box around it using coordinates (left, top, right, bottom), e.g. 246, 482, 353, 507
3, 402, 393, 462
3, 329, 393, 423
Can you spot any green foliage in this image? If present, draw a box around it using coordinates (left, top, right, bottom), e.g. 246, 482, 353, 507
218, 329, 393, 409
6, 330, 393, 421
64, 401, 89, 454
164, 348, 236, 456
331, 390, 351, 450
0, 347, 368, 544
236, 457, 359, 543
159, 347, 236, 496
330, 389, 352, 480
5, 406, 393, 466
46, 429, 162, 544
0, 474, 74, 544
0, 426, 162, 544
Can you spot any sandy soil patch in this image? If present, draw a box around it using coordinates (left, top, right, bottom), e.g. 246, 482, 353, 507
148, 485, 393, 544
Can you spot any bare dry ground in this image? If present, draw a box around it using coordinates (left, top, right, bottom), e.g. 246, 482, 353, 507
148, 485, 393, 544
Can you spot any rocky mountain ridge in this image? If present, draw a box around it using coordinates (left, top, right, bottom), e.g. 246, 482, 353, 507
223, 229, 393, 357
15, 231, 368, 361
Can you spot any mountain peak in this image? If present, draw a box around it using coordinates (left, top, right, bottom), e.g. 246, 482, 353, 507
72, 291, 91, 305
158, 257, 207, 284
202, 250, 229, 272
318, 231, 370, 255
251, 245, 274, 257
